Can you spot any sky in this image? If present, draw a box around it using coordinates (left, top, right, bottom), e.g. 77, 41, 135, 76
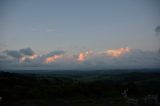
0, 0, 160, 70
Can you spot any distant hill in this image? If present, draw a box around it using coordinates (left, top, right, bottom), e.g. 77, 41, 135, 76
0, 68, 160, 74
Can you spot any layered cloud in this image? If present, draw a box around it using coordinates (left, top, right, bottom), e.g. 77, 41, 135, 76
3, 50, 22, 59
0, 47, 160, 70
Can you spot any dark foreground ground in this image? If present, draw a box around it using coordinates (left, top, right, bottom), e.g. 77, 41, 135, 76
0, 70, 160, 106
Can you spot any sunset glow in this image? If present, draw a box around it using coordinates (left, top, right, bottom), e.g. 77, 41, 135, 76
20, 54, 38, 63
18, 48, 131, 63
77, 51, 93, 62
44, 54, 63, 64
1, 0, 159, 70
106, 47, 130, 57
77, 53, 86, 62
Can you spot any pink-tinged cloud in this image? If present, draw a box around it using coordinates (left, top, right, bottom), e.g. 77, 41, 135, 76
77, 51, 93, 62
44, 54, 63, 64
1, 47, 160, 70
106, 47, 130, 57
77, 53, 86, 62
20, 54, 38, 63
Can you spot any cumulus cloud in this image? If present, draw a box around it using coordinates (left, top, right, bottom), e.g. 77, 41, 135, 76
0, 48, 160, 70
105, 47, 130, 57
20, 54, 38, 63
1, 48, 38, 63
44, 54, 63, 64
77, 53, 86, 62
43, 50, 65, 64
155, 26, 160, 36
77, 51, 94, 62
19, 48, 35, 56
154, 26, 160, 53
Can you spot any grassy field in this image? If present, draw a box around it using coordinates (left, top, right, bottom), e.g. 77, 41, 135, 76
0, 70, 160, 106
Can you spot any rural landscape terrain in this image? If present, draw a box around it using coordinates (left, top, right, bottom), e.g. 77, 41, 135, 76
0, 69, 160, 106
1, 0, 160, 106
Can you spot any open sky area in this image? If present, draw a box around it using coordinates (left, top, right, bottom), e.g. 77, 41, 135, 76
0, 0, 160, 70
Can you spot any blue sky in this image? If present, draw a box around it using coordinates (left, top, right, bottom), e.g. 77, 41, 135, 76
0, 0, 160, 70
1, 0, 160, 54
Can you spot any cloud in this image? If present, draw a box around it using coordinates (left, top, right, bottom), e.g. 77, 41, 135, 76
31, 28, 56, 33
0, 54, 7, 61
19, 48, 35, 56
79, 49, 160, 69
77, 53, 86, 62
154, 26, 160, 53
2, 48, 38, 63
43, 50, 65, 63
105, 47, 130, 57
3, 50, 22, 59
19, 54, 38, 63
0, 48, 160, 70
44, 54, 63, 64
77, 51, 94, 62
155, 26, 160, 36
46, 29, 56, 32
45, 50, 65, 57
